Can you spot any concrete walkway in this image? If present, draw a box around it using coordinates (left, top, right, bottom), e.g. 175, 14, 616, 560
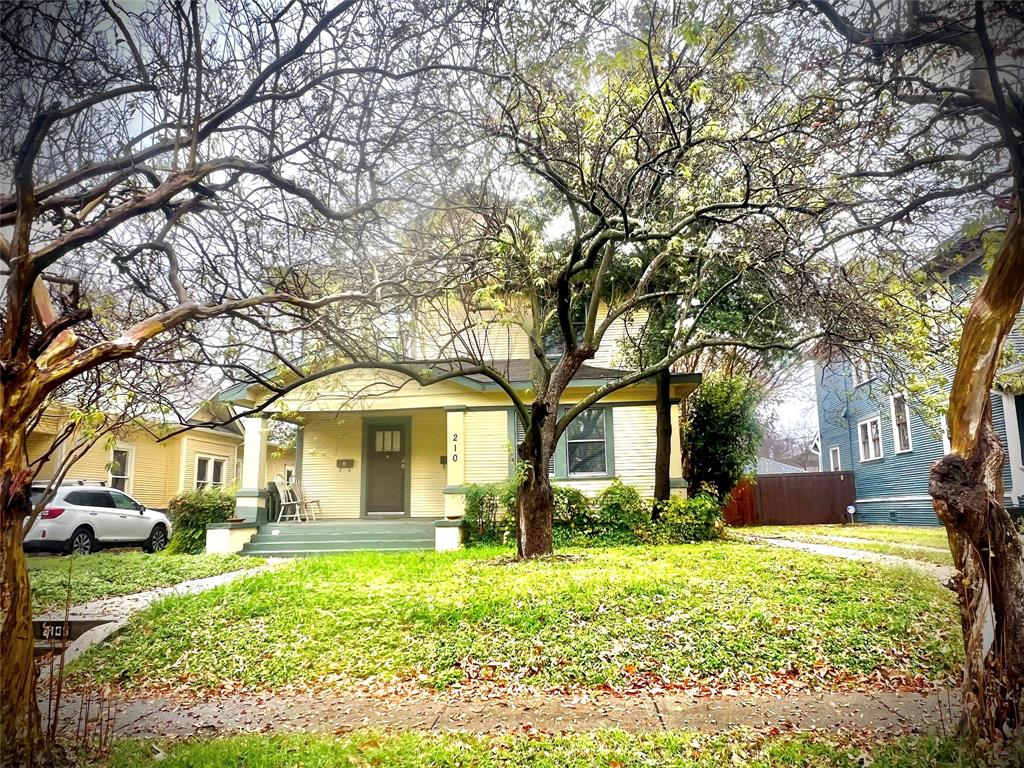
55, 688, 960, 738
36, 561, 282, 673
739, 535, 956, 583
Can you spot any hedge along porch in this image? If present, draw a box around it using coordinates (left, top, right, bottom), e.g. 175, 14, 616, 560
221, 364, 699, 553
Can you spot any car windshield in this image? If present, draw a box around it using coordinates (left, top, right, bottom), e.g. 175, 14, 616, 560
29, 488, 47, 508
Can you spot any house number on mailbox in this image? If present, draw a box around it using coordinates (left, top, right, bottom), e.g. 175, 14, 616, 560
451, 433, 458, 463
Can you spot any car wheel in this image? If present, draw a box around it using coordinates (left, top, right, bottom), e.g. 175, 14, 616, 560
68, 527, 95, 555
144, 524, 168, 553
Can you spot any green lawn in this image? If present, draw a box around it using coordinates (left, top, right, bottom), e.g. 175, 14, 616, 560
28, 552, 260, 614
70, 542, 960, 693
107, 730, 1003, 768
753, 525, 951, 550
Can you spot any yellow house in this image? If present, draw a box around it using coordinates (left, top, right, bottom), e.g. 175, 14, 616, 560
27, 406, 294, 510
219, 300, 700, 554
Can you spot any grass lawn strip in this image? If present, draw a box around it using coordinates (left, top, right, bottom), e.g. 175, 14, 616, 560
28, 553, 260, 614
107, 730, 1009, 768
69, 542, 960, 693
751, 525, 950, 550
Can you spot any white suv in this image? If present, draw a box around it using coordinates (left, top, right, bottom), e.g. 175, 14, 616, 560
23, 485, 173, 555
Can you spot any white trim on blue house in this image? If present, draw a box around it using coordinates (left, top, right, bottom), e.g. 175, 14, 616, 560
889, 393, 913, 454
854, 494, 933, 503
828, 445, 841, 471
1001, 391, 1024, 502
857, 415, 884, 462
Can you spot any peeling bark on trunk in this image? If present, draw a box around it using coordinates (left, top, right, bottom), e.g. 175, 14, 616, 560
652, 369, 671, 515
1, 426, 45, 767
931, 215, 1024, 746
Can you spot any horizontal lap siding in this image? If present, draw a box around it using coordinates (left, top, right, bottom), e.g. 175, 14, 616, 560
464, 410, 510, 485
183, 436, 239, 491
410, 410, 446, 517
129, 438, 176, 508
302, 416, 362, 518
26, 433, 60, 482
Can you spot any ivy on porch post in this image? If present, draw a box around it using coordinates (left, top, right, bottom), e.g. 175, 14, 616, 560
237, 416, 269, 524
443, 406, 466, 518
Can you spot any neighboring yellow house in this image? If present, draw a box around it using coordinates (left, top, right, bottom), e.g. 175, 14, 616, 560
221, 300, 700, 540
27, 406, 293, 510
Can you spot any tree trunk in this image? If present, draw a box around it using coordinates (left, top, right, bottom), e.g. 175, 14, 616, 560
930, 214, 1024, 746
515, 400, 555, 558
1, 425, 45, 767
652, 369, 671, 515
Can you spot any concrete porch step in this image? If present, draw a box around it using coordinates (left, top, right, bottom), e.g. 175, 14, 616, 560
240, 547, 431, 558
240, 518, 443, 556
244, 538, 434, 552
253, 529, 435, 542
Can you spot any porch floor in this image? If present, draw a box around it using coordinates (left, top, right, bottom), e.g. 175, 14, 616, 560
241, 519, 439, 557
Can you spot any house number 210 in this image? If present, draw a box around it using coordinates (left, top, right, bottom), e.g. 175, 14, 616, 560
450, 433, 459, 463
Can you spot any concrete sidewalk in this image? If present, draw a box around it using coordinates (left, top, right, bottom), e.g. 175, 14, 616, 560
739, 535, 955, 582
52, 688, 960, 739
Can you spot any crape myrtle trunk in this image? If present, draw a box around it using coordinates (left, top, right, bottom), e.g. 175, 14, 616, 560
0, 421, 45, 767
930, 218, 1024, 746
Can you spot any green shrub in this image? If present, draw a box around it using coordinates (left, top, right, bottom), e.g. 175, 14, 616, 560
552, 485, 594, 530
462, 483, 514, 543
165, 488, 236, 554
681, 373, 762, 502
595, 479, 649, 532
645, 493, 723, 544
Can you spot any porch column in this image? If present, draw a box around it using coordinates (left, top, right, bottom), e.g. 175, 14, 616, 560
669, 401, 687, 498
443, 406, 466, 518
236, 416, 269, 524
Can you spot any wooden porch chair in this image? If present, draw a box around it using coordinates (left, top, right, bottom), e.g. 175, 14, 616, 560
272, 477, 302, 523
291, 481, 322, 522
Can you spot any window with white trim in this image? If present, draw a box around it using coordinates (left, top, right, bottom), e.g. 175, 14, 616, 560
109, 447, 132, 492
890, 394, 913, 453
828, 446, 841, 472
851, 357, 873, 387
196, 456, 225, 489
857, 416, 884, 462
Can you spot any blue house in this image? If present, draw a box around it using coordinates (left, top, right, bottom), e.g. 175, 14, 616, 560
813, 253, 1024, 526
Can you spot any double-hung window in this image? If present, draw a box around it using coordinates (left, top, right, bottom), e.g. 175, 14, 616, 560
828, 446, 841, 472
564, 408, 607, 476
511, 406, 610, 478
196, 456, 225, 489
109, 447, 132, 492
851, 357, 873, 387
857, 417, 884, 462
890, 394, 913, 453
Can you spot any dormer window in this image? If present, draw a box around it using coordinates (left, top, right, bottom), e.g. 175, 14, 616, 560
543, 303, 588, 358
851, 357, 873, 387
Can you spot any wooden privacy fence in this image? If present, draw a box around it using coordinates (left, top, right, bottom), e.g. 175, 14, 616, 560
723, 471, 856, 527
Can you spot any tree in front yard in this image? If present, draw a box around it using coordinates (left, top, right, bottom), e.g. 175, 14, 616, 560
0, 1, 485, 763
679, 373, 762, 504
801, 0, 1024, 746
473, 3, 896, 558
